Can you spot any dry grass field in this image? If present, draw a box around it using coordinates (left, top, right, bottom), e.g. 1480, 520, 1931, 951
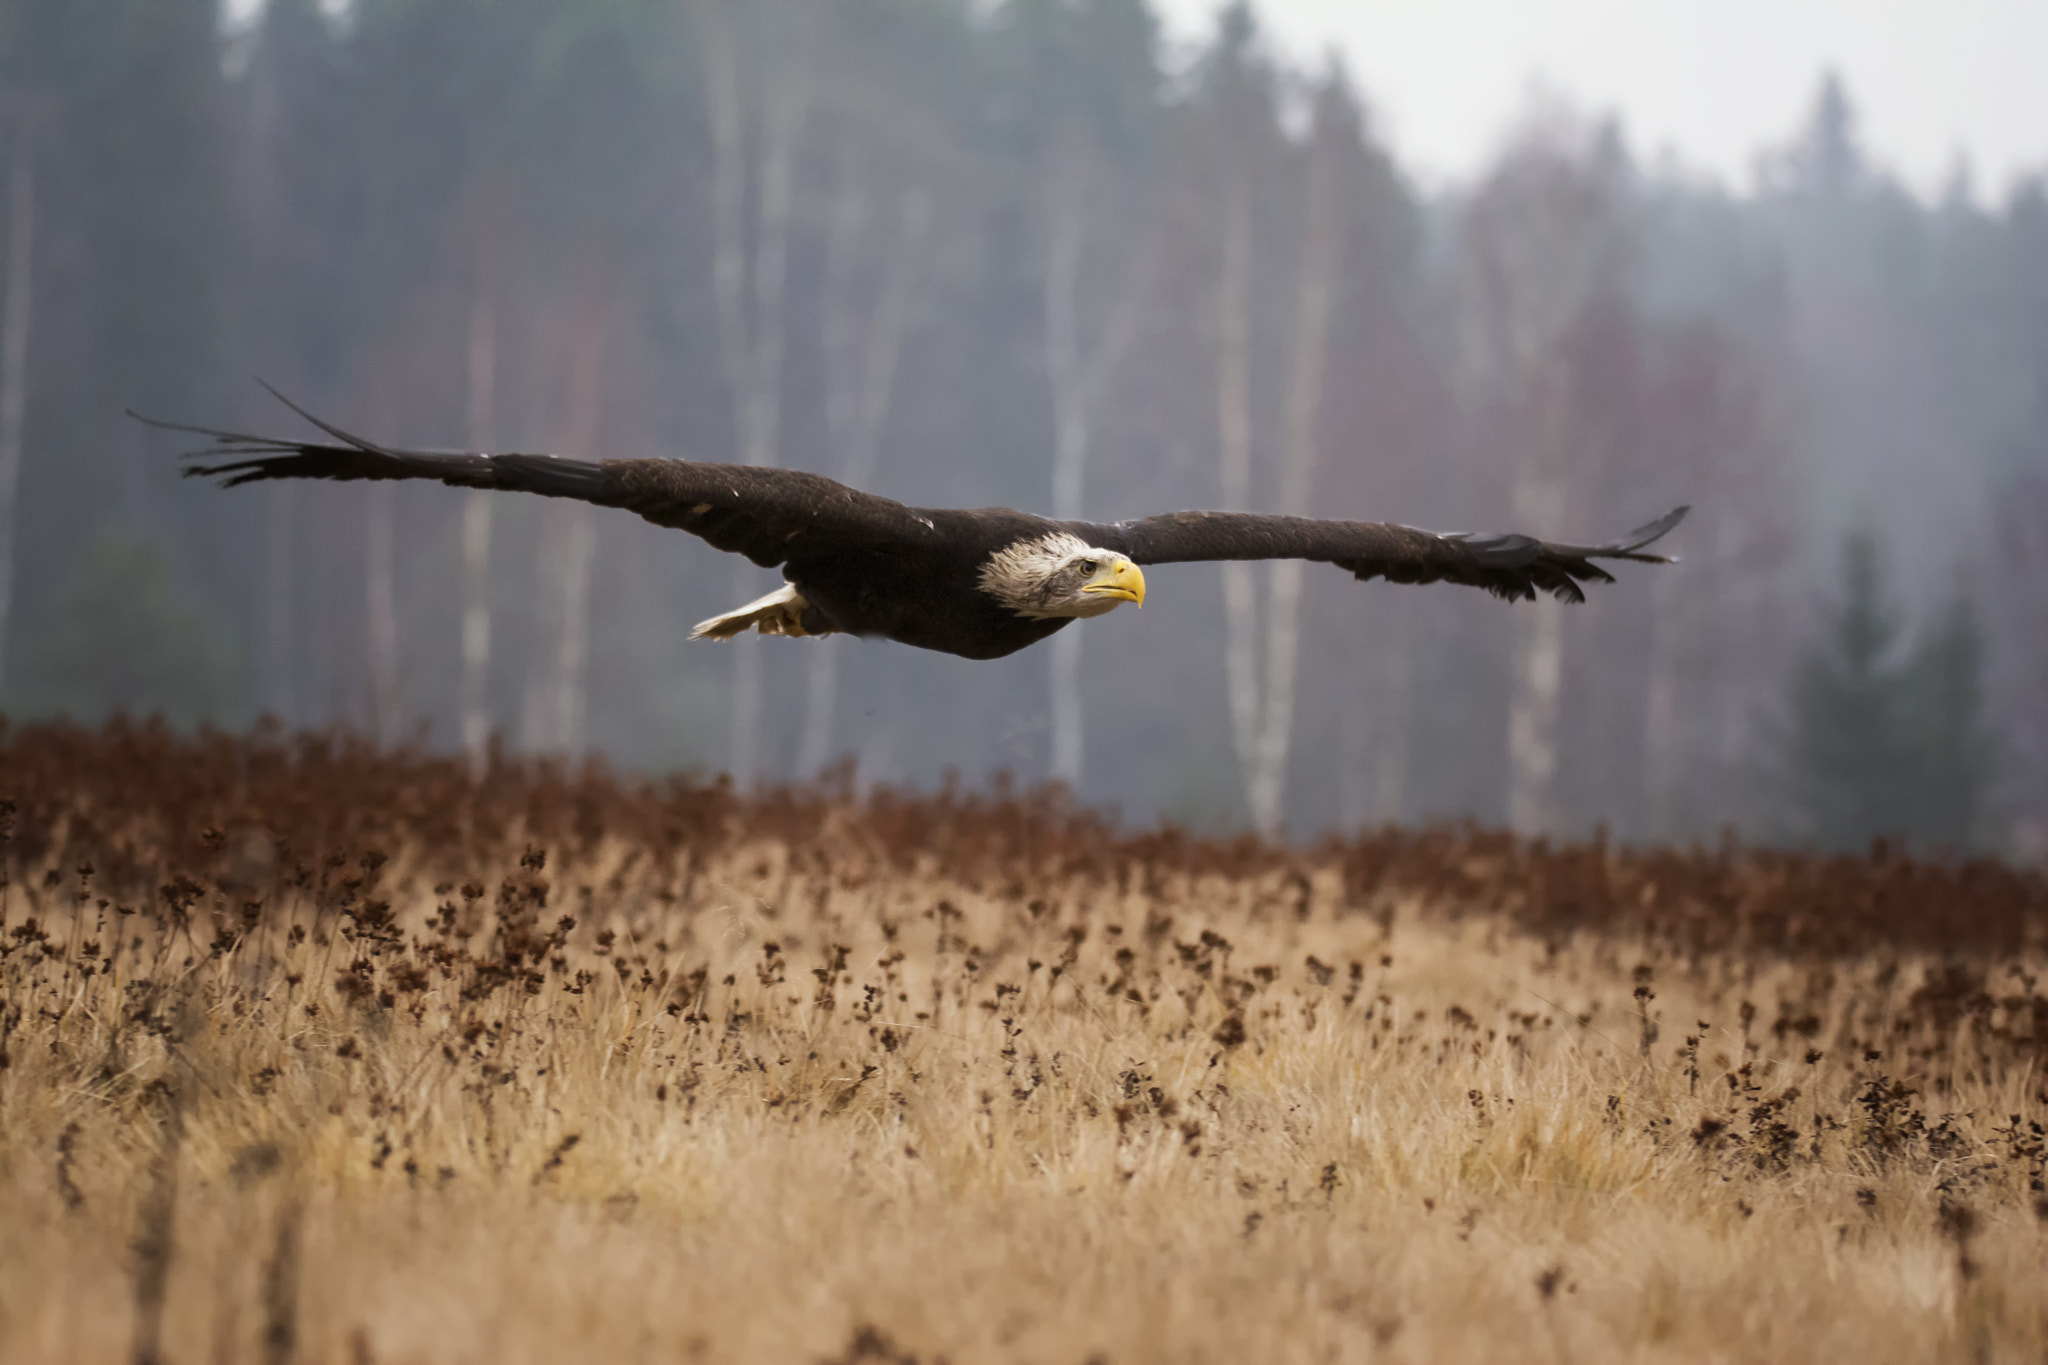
3, 720, 2047, 1364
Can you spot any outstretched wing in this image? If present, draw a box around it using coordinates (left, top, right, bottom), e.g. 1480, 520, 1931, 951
139, 391, 938, 568
1094, 506, 1688, 604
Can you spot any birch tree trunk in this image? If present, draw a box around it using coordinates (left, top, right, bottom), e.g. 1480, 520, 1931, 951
797, 168, 928, 777
262, 483, 296, 723
1505, 437, 1568, 830
701, 3, 754, 776
798, 151, 867, 780
1340, 596, 1415, 827
553, 500, 596, 757
704, 5, 746, 418
1639, 561, 1682, 838
1042, 137, 1138, 787
702, 0, 808, 786
1243, 132, 1340, 830
1215, 165, 1260, 805
459, 279, 497, 773
364, 479, 401, 747
0, 120, 35, 696
1505, 596, 1566, 829
1497, 251, 1595, 835
245, 36, 297, 728
549, 295, 607, 760
1215, 105, 1342, 837
743, 72, 801, 477
1374, 595, 1416, 821
519, 287, 608, 757
1044, 173, 1089, 788
1464, 140, 1619, 834
517, 513, 562, 751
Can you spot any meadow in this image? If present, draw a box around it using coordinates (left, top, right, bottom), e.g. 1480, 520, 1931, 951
2, 720, 2045, 1364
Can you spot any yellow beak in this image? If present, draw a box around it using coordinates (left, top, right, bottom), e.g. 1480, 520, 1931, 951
1081, 556, 1146, 606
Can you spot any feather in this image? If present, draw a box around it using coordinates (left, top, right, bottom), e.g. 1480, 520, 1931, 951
141, 389, 1688, 660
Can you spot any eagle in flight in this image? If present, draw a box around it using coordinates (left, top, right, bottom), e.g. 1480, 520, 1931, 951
146, 393, 1686, 662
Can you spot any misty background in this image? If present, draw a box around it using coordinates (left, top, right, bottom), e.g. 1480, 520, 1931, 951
0, 0, 2043, 854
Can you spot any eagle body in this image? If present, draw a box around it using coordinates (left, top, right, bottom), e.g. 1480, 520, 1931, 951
767, 511, 1092, 660
148, 392, 1688, 663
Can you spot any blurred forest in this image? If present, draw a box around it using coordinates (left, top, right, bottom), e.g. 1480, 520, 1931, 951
0, 0, 2043, 853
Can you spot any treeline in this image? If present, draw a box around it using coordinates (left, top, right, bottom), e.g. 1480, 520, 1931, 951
0, 0, 2043, 853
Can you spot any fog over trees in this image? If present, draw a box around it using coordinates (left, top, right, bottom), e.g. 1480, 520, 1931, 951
0, 0, 2042, 853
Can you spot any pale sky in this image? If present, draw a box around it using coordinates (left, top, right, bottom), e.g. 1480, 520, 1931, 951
222, 0, 2048, 201
1153, 0, 2048, 200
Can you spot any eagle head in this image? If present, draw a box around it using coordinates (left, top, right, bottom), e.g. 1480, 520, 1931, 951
978, 532, 1146, 620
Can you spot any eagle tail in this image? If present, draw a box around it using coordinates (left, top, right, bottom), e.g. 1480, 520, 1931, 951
690, 584, 820, 641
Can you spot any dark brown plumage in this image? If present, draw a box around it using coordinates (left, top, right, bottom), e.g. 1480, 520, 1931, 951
140, 392, 1687, 661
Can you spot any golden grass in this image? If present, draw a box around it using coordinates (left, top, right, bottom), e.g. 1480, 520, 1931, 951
2, 724, 2046, 1363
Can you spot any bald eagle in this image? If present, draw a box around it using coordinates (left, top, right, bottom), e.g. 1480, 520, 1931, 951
144, 395, 1686, 662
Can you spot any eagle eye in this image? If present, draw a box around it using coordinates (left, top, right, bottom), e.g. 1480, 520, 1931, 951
1076, 558, 1098, 575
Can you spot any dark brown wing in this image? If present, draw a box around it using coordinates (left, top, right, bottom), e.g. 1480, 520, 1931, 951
139, 391, 939, 569
1092, 506, 1688, 604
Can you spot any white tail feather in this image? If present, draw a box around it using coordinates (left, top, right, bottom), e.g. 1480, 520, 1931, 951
691, 584, 818, 641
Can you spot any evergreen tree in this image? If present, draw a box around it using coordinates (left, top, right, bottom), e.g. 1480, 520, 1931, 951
13, 532, 238, 728
1898, 585, 1991, 850
1784, 526, 1913, 850
1784, 71, 1864, 199
1784, 532, 1994, 853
